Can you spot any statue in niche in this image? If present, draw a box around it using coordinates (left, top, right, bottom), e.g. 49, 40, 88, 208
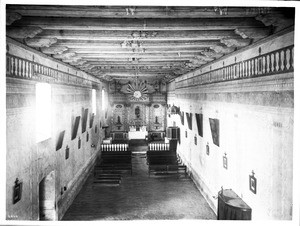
117, 116, 121, 124
135, 106, 140, 119
155, 116, 159, 124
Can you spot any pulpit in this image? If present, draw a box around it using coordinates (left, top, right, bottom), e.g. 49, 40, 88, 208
217, 189, 252, 220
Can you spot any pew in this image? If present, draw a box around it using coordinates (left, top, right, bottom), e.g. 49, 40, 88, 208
146, 150, 186, 177
94, 150, 133, 175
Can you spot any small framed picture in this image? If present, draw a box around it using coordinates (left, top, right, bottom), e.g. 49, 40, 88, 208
206, 143, 209, 155
78, 137, 81, 149
65, 145, 69, 160
249, 172, 257, 194
223, 154, 228, 169
13, 178, 22, 204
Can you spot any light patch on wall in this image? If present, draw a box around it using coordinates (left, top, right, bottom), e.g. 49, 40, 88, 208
36, 83, 51, 143
92, 89, 96, 115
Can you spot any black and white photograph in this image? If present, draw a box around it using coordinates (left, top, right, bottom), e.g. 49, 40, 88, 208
0, 0, 299, 225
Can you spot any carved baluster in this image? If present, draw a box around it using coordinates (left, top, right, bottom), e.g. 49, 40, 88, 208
226, 67, 228, 80
21, 60, 25, 77
247, 60, 250, 77
261, 56, 265, 74
10, 56, 13, 75
291, 46, 294, 70
275, 52, 280, 72
17, 58, 21, 77
12, 57, 16, 76
237, 62, 240, 78
27, 61, 30, 78
17, 59, 20, 77
248, 60, 251, 77
29, 62, 33, 78
6, 55, 10, 75
15, 58, 18, 76
270, 53, 275, 73
280, 50, 285, 71
286, 48, 291, 70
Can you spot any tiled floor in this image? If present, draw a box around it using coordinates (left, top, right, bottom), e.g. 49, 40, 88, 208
62, 152, 217, 220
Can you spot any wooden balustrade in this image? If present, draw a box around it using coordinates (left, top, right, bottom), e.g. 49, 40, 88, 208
148, 142, 170, 151
176, 45, 294, 89
101, 143, 129, 152
6, 54, 97, 87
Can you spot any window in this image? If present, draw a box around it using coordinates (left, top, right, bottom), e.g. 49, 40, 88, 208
102, 88, 106, 111
92, 89, 96, 115
36, 83, 51, 143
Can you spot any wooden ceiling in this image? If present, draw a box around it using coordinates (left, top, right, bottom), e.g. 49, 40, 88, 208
6, 5, 295, 82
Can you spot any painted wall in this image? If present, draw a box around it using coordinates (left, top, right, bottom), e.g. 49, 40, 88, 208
6, 39, 108, 220
167, 30, 294, 220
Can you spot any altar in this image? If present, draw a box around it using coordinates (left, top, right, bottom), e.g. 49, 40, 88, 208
128, 126, 148, 140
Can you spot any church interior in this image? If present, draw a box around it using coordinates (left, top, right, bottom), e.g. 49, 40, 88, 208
3, 3, 297, 223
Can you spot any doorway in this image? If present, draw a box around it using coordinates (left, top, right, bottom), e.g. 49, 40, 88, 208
39, 171, 56, 220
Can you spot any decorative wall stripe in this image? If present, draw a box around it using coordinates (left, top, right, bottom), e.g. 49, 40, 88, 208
176, 45, 294, 89
6, 54, 101, 87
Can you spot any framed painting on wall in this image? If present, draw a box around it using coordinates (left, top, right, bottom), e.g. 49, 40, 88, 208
249, 171, 257, 194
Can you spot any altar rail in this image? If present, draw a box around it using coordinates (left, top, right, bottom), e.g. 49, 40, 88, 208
101, 143, 129, 152
148, 143, 170, 151
6, 54, 98, 87
176, 45, 294, 89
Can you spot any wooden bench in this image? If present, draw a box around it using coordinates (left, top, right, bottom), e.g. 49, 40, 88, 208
146, 150, 186, 177
148, 164, 186, 177
94, 151, 133, 175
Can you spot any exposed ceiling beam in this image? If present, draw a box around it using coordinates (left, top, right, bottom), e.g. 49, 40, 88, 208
12, 17, 265, 31
53, 40, 221, 48
34, 29, 250, 41
6, 6, 279, 18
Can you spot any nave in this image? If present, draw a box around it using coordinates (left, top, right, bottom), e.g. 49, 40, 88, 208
62, 143, 216, 220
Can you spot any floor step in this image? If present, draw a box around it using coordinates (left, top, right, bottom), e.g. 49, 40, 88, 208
95, 174, 122, 178
94, 179, 121, 184
94, 176, 122, 181
92, 183, 120, 187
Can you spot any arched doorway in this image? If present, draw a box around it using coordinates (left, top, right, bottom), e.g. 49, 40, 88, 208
39, 171, 56, 220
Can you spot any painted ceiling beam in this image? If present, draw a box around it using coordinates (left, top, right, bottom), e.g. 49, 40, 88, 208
80, 57, 192, 62
53, 40, 221, 48
6, 6, 280, 18
70, 52, 206, 58
66, 48, 208, 54
34, 29, 248, 41
11, 17, 265, 31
